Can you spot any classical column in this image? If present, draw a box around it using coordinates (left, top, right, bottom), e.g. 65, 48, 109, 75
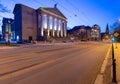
41, 15, 44, 36
47, 15, 50, 37
52, 17, 55, 37
38, 14, 43, 36
64, 21, 67, 37
63, 21, 67, 37
62, 21, 65, 37
60, 21, 63, 37
57, 19, 59, 37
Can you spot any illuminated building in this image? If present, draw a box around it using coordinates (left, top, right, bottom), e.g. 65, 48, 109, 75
68, 24, 101, 41
13, 4, 67, 42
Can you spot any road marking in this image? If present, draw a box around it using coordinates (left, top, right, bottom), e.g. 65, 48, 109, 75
0, 59, 55, 80
94, 74, 103, 84
100, 45, 111, 74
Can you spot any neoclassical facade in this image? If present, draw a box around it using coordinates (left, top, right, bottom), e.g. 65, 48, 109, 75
37, 7, 67, 40
13, 4, 67, 42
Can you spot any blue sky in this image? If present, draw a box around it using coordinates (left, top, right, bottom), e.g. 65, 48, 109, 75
0, 0, 120, 33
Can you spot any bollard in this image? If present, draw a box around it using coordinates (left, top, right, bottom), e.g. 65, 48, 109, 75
112, 43, 115, 59
112, 43, 117, 83
112, 59, 117, 83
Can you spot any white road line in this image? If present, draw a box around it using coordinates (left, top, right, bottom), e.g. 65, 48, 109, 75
94, 45, 111, 84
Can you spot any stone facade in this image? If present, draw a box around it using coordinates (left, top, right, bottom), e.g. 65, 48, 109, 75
13, 4, 67, 42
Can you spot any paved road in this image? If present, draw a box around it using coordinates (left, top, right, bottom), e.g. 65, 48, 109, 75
0, 42, 110, 84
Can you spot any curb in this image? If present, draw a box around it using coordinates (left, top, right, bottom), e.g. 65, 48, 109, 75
0, 47, 18, 49
94, 45, 111, 84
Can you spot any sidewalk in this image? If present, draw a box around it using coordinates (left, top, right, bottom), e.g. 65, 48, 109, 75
114, 43, 120, 84
0, 46, 18, 49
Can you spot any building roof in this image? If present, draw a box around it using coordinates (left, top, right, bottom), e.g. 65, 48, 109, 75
39, 7, 67, 19
13, 4, 67, 19
3, 17, 14, 22
67, 25, 92, 34
71, 25, 91, 31
13, 4, 35, 14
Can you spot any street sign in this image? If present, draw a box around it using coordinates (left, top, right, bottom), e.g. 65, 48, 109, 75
114, 32, 119, 37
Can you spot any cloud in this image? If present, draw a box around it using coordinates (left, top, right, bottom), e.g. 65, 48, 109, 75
0, 3, 11, 13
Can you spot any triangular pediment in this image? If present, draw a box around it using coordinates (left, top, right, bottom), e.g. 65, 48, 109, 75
39, 7, 67, 19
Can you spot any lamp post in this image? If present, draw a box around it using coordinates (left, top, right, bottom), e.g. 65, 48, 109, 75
111, 37, 117, 83
7, 20, 11, 45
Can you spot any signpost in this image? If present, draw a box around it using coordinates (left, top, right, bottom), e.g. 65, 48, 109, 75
112, 32, 119, 83
114, 32, 119, 48
114, 32, 119, 37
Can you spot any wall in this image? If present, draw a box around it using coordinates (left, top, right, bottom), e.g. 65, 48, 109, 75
21, 5, 37, 42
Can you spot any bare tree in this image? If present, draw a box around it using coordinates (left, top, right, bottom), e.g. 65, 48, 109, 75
111, 19, 120, 42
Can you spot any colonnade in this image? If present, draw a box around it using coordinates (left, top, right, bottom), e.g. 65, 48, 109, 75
38, 14, 67, 38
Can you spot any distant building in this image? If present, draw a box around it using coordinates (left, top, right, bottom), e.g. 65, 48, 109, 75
102, 24, 112, 42
91, 24, 101, 41
68, 24, 101, 41
13, 4, 67, 42
2, 17, 15, 41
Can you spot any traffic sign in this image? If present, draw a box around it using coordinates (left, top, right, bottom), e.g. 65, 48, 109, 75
114, 32, 119, 37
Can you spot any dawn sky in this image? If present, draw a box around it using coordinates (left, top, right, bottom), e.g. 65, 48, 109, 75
0, 0, 120, 32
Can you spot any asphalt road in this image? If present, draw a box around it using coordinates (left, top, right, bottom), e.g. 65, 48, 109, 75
0, 42, 110, 84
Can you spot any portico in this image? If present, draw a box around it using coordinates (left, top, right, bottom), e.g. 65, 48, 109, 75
37, 7, 67, 40
13, 4, 67, 42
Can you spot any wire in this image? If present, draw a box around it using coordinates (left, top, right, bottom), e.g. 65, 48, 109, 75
51, 0, 90, 25
64, 0, 93, 25
50, 0, 83, 25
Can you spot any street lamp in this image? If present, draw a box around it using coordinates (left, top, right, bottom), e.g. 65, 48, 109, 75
7, 20, 11, 45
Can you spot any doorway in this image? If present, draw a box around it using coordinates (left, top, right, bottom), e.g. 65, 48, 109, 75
29, 36, 32, 42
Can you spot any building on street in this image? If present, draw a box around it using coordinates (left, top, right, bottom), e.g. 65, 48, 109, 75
2, 17, 15, 41
91, 24, 101, 41
67, 24, 101, 41
102, 24, 112, 42
3, 4, 67, 42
